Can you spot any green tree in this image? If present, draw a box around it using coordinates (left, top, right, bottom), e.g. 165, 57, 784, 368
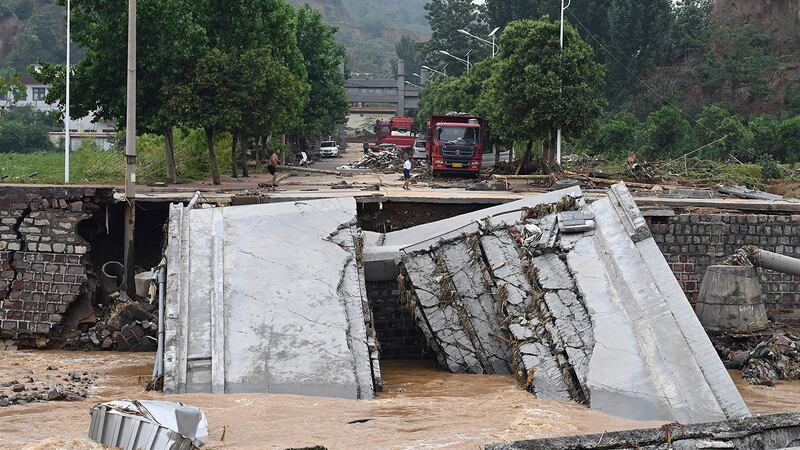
0, 69, 27, 113
669, 0, 713, 60
480, 19, 605, 167
777, 116, 800, 163
582, 112, 639, 158
749, 115, 781, 160
0, 106, 56, 153
695, 25, 775, 105
395, 36, 421, 80
294, 6, 348, 148
638, 105, 691, 159
607, 0, 673, 102
421, 0, 487, 76
175, 49, 239, 185
783, 79, 800, 115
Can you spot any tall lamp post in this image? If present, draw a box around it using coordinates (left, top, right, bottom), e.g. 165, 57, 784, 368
458, 27, 500, 57
123, 0, 137, 294
439, 50, 471, 73
556, 0, 571, 166
64, 0, 70, 183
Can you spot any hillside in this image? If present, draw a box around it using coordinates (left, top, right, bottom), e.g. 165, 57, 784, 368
287, 0, 430, 76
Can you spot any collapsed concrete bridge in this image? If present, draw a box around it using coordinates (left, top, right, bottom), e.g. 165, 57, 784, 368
161, 184, 750, 423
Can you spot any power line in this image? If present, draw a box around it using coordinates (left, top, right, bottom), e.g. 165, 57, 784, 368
566, 9, 758, 159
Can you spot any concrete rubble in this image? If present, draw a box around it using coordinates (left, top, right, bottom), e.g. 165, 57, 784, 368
375, 184, 750, 423
163, 198, 380, 399
485, 412, 800, 450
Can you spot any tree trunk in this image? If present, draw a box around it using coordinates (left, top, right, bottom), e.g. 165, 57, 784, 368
542, 128, 557, 172
205, 127, 221, 185
255, 136, 262, 166
494, 142, 500, 167
239, 131, 249, 177
230, 133, 238, 178
164, 125, 178, 184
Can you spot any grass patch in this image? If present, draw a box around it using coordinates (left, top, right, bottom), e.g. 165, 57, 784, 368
0, 129, 243, 185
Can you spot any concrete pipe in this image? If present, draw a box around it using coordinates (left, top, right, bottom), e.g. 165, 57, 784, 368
751, 248, 800, 277
100, 261, 125, 295
695, 265, 768, 333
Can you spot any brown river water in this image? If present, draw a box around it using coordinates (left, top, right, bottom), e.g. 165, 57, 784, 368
0, 352, 798, 450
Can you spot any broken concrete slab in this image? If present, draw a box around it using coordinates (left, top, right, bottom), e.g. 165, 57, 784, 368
485, 412, 800, 450
392, 183, 749, 423
163, 198, 379, 399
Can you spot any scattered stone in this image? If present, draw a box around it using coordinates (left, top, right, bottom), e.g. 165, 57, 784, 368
11, 384, 25, 392
0, 380, 18, 387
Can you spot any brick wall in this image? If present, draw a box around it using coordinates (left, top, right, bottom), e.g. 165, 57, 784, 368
648, 213, 800, 325
0, 186, 113, 342
366, 280, 430, 359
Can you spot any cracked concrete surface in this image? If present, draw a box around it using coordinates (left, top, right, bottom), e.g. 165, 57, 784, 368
393, 184, 750, 423
163, 198, 379, 399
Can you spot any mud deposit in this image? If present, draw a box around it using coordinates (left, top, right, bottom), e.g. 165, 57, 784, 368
0, 353, 798, 450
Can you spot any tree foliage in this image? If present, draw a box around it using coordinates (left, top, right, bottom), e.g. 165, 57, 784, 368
638, 105, 691, 159
421, 0, 487, 76
0, 106, 56, 153
695, 25, 775, 105
0, 68, 27, 113
480, 19, 605, 164
295, 5, 348, 140
395, 36, 421, 80
606, 0, 672, 102
777, 116, 800, 163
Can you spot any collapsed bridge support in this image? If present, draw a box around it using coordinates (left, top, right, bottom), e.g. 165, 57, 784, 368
367, 184, 751, 423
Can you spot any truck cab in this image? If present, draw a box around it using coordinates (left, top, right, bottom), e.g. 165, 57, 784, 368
426, 114, 487, 175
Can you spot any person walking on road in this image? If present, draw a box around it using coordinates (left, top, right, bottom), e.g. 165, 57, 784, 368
299, 150, 308, 167
268, 151, 280, 188
402, 155, 412, 190
363, 139, 370, 154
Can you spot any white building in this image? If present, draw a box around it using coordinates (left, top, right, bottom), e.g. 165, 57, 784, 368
15, 73, 118, 151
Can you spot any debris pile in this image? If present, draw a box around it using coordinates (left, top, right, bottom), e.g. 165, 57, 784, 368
64, 301, 157, 351
339, 149, 411, 173
389, 184, 750, 423
0, 368, 95, 407
713, 329, 800, 386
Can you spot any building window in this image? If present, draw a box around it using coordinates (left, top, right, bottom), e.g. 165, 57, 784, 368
32, 87, 47, 101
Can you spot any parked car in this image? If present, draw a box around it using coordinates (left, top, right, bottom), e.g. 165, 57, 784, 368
413, 139, 426, 159
319, 141, 340, 157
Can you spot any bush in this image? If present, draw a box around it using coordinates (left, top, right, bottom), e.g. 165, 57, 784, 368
749, 115, 780, 159
638, 106, 692, 159
590, 118, 638, 158
0, 107, 56, 153
777, 116, 800, 163
694, 105, 755, 161
758, 155, 785, 180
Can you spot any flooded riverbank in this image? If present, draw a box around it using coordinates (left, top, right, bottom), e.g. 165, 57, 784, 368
0, 352, 798, 450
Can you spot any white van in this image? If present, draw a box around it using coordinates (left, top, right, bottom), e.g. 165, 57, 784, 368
413, 139, 426, 159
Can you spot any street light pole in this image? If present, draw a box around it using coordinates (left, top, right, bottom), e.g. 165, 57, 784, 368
556, 0, 571, 166
458, 28, 500, 58
64, 0, 70, 183
439, 50, 471, 73
421, 65, 448, 78
123, 0, 137, 295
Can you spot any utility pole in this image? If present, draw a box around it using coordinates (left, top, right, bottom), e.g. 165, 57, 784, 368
123, 0, 137, 295
64, 0, 70, 183
556, 0, 571, 166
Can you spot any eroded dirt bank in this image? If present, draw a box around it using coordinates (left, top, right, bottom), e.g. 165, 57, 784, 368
0, 352, 798, 450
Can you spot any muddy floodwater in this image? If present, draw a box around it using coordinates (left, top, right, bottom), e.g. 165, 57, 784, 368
0, 352, 799, 450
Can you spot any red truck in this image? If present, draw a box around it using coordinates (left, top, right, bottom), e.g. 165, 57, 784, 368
374, 116, 416, 149
426, 114, 488, 175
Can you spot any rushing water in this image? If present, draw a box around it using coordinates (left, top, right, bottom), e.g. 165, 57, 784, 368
0, 352, 798, 450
